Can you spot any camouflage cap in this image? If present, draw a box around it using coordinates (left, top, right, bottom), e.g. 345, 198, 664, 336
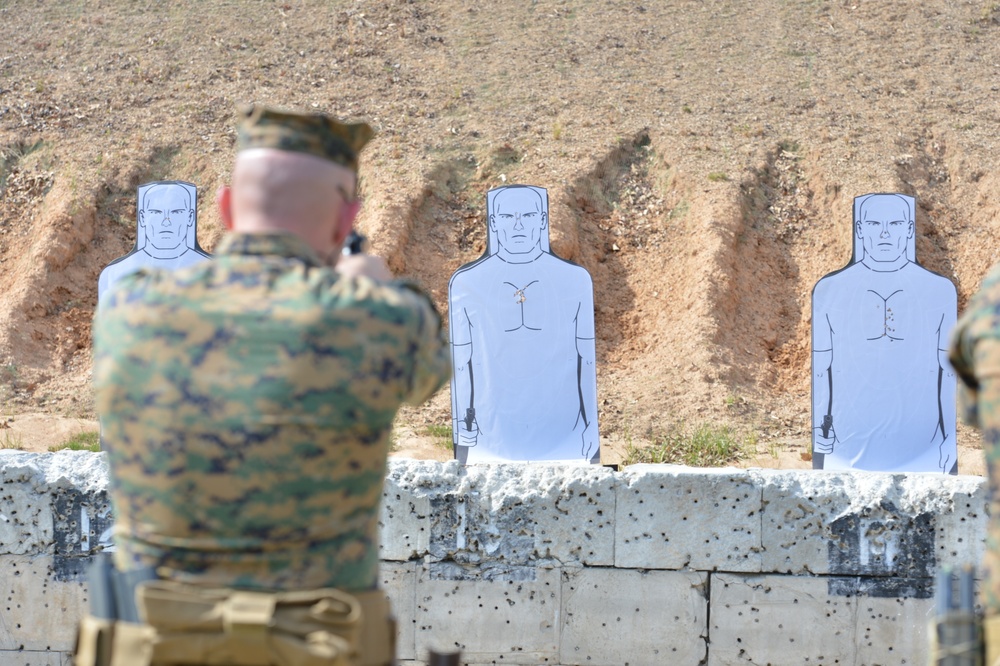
236, 105, 374, 172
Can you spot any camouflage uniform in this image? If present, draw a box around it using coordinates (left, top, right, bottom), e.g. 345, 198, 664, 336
94, 231, 449, 591
93, 106, 449, 599
950, 262, 1000, 663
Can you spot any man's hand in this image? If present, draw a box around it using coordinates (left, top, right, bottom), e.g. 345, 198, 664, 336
813, 426, 837, 455
336, 253, 393, 282
581, 421, 598, 460
457, 418, 479, 447
938, 434, 952, 473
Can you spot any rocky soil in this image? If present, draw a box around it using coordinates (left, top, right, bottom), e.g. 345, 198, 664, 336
2, 0, 999, 474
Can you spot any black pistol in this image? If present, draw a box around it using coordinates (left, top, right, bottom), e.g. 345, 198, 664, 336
343, 230, 366, 256
821, 414, 833, 439
463, 407, 476, 432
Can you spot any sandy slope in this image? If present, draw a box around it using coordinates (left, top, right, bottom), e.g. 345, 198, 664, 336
1, 0, 998, 472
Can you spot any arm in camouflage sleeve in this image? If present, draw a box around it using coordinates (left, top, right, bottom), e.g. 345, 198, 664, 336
398, 282, 452, 406
949, 263, 1000, 429
963, 361, 1000, 614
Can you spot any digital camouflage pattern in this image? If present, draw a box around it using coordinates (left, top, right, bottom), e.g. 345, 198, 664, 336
237, 105, 374, 173
950, 261, 1000, 614
94, 232, 450, 592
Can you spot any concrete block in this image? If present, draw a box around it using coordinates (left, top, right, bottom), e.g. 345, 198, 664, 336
615, 465, 761, 571
709, 573, 857, 665
906, 474, 987, 571
560, 567, 707, 666
0, 452, 108, 494
380, 561, 417, 661
402, 462, 614, 570
0, 485, 53, 556
854, 592, 934, 665
756, 470, 977, 578
380, 463, 442, 560
0, 556, 86, 653
0, 452, 109, 561
413, 564, 561, 664
51, 489, 114, 582
0, 651, 69, 666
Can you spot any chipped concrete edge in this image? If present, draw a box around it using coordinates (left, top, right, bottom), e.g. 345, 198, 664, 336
0, 453, 986, 665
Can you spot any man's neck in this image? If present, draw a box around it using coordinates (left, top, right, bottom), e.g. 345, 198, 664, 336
496, 246, 543, 264
861, 254, 909, 272
142, 243, 190, 260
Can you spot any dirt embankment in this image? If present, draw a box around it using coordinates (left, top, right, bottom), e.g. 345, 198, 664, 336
1, 0, 999, 471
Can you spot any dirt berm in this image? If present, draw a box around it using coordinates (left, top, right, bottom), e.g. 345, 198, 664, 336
1, 0, 998, 470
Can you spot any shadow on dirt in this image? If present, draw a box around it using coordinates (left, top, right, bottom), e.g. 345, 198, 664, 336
716, 142, 815, 388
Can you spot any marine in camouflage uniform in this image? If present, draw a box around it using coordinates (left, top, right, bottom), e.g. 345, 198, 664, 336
94, 106, 450, 593
950, 262, 1000, 664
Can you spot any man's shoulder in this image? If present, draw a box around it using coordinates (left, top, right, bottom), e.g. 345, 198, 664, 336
897, 262, 956, 307
449, 254, 496, 289
541, 252, 591, 277
811, 262, 863, 310
100, 249, 144, 278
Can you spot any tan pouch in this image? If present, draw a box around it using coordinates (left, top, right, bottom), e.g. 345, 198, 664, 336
352, 590, 396, 666
135, 580, 383, 665
74, 614, 115, 666
986, 614, 1000, 666
73, 615, 157, 666
109, 621, 157, 666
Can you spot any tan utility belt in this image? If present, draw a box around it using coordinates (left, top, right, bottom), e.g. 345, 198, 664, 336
74, 580, 396, 666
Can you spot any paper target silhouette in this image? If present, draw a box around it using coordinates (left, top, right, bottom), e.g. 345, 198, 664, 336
811, 193, 957, 473
98, 180, 210, 302
448, 185, 599, 464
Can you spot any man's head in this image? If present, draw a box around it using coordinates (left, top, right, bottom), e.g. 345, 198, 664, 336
218, 105, 373, 261
855, 193, 914, 264
490, 186, 548, 255
139, 183, 194, 251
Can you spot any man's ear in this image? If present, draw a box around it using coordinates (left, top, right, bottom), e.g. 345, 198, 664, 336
217, 185, 234, 231
907, 220, 914, 239
333, 199, 362, 245
855, 221, 862, 239
541, 212, 548, 229
489, 214, 496, 232
138, 210, 145, 228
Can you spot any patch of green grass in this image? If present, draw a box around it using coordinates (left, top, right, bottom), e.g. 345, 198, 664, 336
49, 431, 100, 452
778, 139, 800, 154
425, 424, 451, 438
1, 428, 24, 450
0, 361, 16, 378
424, 423, 453, 450
621, 423, 755, 467
667, 199, 689, 221
707, 172, 729, 182
767, 440, 783, 459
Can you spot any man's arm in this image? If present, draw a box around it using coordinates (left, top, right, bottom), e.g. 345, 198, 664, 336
933, 318, 955, 472
336, 253, 450, 405
336, 253, 393, 282
812, 307, 837, 458
573, 286, 599, 461
933, 291, 958, 472
576, 334, 598, 460
450, 305, 478, 447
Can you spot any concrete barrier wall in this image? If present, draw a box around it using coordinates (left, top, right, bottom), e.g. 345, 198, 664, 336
0, 452, 987, 666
